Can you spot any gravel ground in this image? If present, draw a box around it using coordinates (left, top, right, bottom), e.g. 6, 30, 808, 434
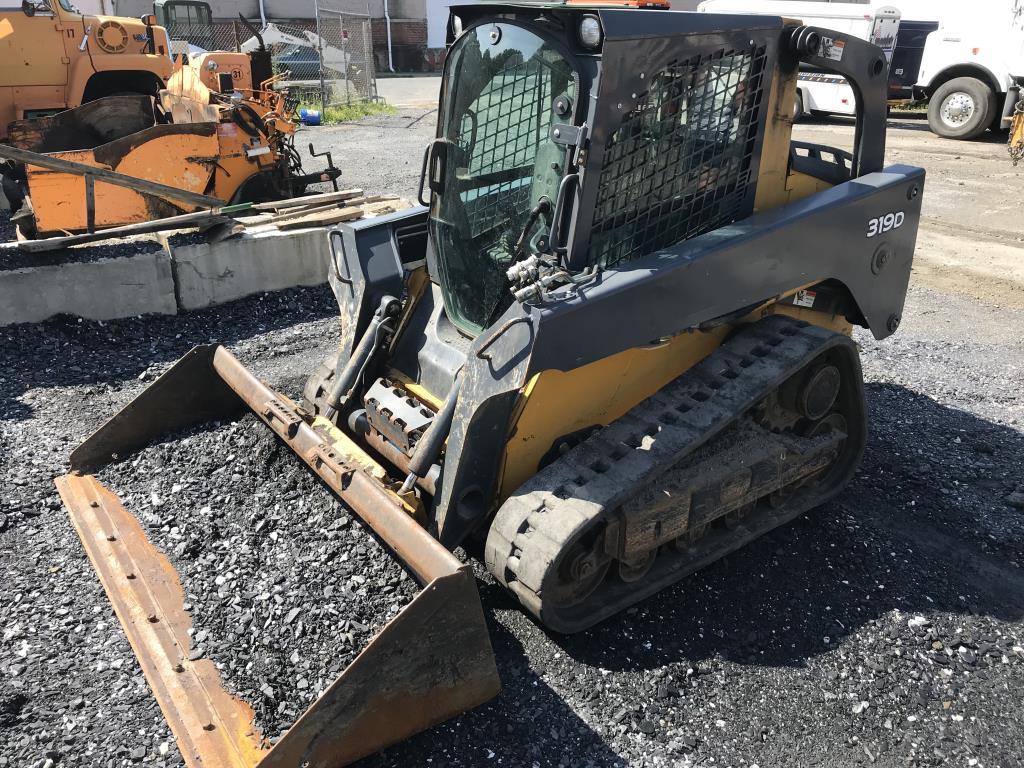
0, 209, 15, 246
97, 414, 417, 740
1, 114, 1023, 767
298, 110, 435, 200
0, 287, 338, 768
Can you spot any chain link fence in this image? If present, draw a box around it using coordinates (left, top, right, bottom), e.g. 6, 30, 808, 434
314, 10, 378, 107
161, 20, 240, 55
161, 10, 378, 110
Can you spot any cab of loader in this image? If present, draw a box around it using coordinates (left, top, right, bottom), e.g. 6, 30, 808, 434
0, 0, 172, 140
153, 0, 215, 52
420, 1, 889, 338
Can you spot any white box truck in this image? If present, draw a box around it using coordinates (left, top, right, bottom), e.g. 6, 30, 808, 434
697, 1, 901, 119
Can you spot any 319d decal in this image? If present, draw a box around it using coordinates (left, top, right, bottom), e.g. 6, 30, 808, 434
866, 211, 905, 237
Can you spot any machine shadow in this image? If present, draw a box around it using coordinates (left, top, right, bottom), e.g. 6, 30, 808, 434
540, 382, 1024, 673
356, 616, 626, 768
0, 284, 339, 423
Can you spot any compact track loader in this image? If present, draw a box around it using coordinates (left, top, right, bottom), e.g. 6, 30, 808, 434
57, 2, 925, 765
2, 40, 339, 237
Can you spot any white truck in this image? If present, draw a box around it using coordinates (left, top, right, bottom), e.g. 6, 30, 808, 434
697, 1, 901, 119
906, 0, 1024, 139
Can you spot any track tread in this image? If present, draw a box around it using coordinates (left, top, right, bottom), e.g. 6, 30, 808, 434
484, 316, 863, 633
302, 345, 342, 416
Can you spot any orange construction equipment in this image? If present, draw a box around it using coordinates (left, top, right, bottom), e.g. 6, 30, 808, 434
2, 45, 339, 238
0, 0, 173, 142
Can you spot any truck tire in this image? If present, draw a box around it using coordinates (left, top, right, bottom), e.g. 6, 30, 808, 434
927, 77, 996, 139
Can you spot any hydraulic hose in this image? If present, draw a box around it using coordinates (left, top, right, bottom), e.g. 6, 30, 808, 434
399, 369, 463, 494
323, 296, 400, 420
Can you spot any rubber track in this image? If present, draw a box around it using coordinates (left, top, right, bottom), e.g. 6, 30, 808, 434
302, 344, 342, 416
484, 315, 860, 633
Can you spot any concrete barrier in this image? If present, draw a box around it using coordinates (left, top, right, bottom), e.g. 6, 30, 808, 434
0, 249, 177, 326
170, 227, 331, 311
0, 226, 333, 326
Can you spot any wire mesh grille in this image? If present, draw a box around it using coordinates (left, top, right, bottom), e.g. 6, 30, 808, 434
461, 60, 556, 238
589, 46, 767, 269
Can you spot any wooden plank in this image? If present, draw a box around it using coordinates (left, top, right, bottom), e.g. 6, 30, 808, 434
16, 205, 251, 252
266, 201, 352, 223
0, 143, 224, 209
276, 205, 366, 231
251, 188, 364, 212
264, 195, 397, 225
360, 199, 414, 218
232, 197, 382, 228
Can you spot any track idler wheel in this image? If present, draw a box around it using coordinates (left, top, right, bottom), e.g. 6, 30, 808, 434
807, 411, 848, 439
617, 550, 656, 583
795, 364, 841, 420
549, 531, 611, 607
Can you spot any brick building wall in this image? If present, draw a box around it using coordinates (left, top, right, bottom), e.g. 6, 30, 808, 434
370, 17, 428, 71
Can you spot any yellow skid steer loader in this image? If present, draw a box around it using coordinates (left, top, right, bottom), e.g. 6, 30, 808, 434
56, 1, 925, 765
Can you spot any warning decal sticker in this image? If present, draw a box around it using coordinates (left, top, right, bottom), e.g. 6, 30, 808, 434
820, 36, 846, 62
793, 290, 817, 308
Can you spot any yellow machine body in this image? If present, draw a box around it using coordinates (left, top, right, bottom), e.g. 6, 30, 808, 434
491, 62, 850, 500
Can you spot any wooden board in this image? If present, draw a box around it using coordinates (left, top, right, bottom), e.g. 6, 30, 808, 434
276, 206, 366, 230
251, 188, 364, 212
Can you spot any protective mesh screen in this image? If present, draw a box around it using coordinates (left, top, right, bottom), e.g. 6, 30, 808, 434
589, 46, 767, 269
461, 59, 554, 239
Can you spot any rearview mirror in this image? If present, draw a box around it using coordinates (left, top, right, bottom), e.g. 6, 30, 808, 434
21, 0, 52, 16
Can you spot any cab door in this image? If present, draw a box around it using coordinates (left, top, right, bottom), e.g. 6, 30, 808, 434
0, 1, 71, 88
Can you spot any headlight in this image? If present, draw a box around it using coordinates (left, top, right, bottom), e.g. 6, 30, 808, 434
206, 59, 219, 71
578, 15, 602, 50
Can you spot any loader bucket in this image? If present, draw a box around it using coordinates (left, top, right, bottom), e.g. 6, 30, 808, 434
56, 345, 500, 768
